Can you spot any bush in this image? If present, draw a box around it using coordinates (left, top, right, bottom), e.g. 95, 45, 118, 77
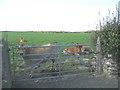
98, 4, 119, 64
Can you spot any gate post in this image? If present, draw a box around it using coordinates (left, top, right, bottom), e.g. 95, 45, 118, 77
0, 39, 2, 89
96, 37, 102, 74
2, 40, 12, 88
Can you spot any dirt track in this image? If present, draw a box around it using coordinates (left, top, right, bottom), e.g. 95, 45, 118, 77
13, 74, 118, 88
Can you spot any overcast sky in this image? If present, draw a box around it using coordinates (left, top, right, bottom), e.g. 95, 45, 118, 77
0, 0, 119, 32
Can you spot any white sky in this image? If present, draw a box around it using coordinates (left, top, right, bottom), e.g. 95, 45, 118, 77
0, 0, 119, 32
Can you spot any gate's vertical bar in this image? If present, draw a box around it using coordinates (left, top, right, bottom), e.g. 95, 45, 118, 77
58, 45, 61, 77
58, 61, 61, 76
12, 46, 15, 81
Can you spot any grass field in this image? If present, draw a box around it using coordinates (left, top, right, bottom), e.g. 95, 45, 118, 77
2, 31, 96, 79
2, 31, 94, 46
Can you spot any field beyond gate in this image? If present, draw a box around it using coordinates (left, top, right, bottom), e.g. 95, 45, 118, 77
11, 43, 99, 82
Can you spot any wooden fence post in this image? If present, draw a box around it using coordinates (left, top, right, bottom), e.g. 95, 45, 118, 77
118, 1, 120, 24
96, 37, 102, 74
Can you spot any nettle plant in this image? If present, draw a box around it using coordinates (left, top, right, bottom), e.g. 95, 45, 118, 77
98, 5, 119, 63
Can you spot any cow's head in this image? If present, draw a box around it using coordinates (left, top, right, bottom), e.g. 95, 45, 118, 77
76, 45, 83, 49
81, 46, 94, 54
19, 37, 24, 43
18, 44, 27, 55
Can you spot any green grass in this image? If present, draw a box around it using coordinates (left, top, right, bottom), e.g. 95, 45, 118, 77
2, 31, 95, 79
2, 31, 94, 46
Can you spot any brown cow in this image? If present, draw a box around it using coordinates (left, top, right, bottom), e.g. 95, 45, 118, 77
81, 46, 94, 54
63, 45, 93, 55
19, 37, 27, 43
63, 45, 82, 56
18, 42, 58, 68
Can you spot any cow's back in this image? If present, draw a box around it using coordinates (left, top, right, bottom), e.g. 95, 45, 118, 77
65, 46, 81, 55
22, 46, 57, 64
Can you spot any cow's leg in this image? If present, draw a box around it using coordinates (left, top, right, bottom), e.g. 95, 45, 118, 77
50, 59, 56, 71
29, 63, 39, 78
29, 73, 34, 78
24, 61, 35, 78
29, 65, 39, 78
29, 65, 36, 78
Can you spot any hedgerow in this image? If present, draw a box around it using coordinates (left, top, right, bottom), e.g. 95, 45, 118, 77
98, 3, 119, 65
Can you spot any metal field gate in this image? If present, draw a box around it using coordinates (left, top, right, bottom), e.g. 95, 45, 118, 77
11, 42, 101, 83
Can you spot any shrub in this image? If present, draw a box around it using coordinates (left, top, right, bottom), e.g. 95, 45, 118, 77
98, 4, 119, 64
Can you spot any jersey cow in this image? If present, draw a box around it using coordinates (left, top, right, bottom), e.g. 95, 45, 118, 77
81, 46, 94, 54
63, 45, 82, 56
18, 42, 58, 69
63, 45, 93, 55
19, 37, 27, 43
